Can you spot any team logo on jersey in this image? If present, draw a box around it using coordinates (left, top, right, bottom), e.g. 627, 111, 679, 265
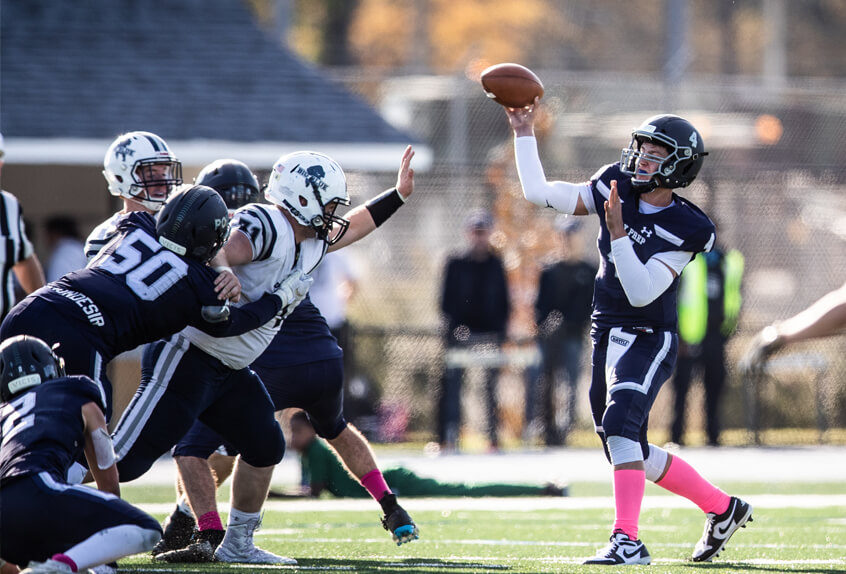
623, 224, 650, 245
114, 138, 135, 162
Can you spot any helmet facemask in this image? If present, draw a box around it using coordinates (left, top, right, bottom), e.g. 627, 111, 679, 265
128, 159, 183, 211
308, 196, 350, 246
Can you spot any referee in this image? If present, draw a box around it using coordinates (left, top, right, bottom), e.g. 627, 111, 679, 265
0, 132, 45, 320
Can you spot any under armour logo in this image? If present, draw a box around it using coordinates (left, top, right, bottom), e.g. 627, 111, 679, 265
640, 226, 653, 238
114, 138, 135, 162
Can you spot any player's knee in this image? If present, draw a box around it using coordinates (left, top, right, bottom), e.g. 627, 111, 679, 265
643, 443, 669, 482
605, 435, 644, 466
139, 526, 162, 551
116, 456, 153, 482
240, 432, 285, 468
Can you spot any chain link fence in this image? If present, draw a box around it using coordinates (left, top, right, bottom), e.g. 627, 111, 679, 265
329, 70, 846, 447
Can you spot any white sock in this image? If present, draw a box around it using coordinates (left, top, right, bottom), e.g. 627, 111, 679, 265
176, 495, 193, 517
227, 507, 260, 527
64, 525, 160, 570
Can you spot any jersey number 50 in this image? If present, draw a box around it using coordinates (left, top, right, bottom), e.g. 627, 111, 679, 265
96, 229, 189, 301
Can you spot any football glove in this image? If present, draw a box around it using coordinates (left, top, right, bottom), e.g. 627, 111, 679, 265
274, 270, 313, 318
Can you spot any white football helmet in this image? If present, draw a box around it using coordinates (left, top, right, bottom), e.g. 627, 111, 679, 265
102, 131, 182, 212
265, 151, 350, 245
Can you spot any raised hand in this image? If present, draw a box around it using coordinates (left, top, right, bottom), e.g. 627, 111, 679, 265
604, 180, 625, 239
396, 145, 415, 199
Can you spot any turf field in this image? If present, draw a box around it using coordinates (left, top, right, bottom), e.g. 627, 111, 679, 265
115, 482, 846, 573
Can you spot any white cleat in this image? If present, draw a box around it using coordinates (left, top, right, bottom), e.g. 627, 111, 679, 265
583, 530, 652, 565
213, 520, 296, 565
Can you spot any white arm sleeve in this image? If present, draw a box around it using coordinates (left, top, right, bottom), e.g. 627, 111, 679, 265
514, 136, 591, 214
610, 237, 676, 307
91, 426, 117, 470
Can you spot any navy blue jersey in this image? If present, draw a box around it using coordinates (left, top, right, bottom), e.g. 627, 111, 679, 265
588, 164, 715, 331
252, 294, 342, 369
0, 376, 102, 485
26, 211, 282, 359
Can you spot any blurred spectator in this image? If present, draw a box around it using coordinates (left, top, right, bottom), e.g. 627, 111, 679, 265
438, 210, 510, 452
44, 215, 88, 282
671, 245, 744, 446
528, 215, 596, 445
0, 132, 45, 320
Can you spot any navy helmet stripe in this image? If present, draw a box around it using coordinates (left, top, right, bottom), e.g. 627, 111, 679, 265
144, 134, 162, 152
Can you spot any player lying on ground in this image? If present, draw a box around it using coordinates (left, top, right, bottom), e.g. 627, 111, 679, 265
507, 99, 752, 565
268, 410, 568, 498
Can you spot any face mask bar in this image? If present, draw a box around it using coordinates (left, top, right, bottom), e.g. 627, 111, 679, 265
620, 132, 692, 190
131, 159, 183, 205
309, 200, 350, 245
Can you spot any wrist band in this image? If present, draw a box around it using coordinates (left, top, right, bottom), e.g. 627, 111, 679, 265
214, 265, 233, 274
365, 187, 405, 227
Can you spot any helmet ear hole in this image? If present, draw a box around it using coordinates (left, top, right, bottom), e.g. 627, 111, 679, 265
299, 195, 308, 207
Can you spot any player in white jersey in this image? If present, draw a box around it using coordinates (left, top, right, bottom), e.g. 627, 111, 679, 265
112, 146, 417, 564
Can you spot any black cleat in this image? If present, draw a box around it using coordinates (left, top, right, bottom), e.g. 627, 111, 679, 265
154, 529, 225, 563
381, 505, 419, 546
691, 496, 753, 562
151, 507, 197, 556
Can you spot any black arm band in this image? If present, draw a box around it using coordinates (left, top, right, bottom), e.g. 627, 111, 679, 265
365, 187, 405, 228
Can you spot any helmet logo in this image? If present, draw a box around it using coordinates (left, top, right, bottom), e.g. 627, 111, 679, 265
689, 131, 698, 147
114, 138, 136, 162
290, 164, 329, 192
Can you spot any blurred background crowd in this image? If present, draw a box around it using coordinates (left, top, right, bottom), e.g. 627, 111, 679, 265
2, 0, 845, 449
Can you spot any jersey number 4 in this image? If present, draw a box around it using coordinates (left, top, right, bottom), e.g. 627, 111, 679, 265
96, 229, 189, 301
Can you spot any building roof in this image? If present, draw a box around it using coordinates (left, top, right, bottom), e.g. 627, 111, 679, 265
0, 0, 427, 170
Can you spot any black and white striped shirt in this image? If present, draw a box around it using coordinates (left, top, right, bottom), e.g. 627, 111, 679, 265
0, 190, 35, 319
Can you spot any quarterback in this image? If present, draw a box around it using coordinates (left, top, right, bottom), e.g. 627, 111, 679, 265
506, 99, 752, 565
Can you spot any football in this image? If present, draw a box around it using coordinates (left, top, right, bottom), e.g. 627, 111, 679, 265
480, 63, 544, 108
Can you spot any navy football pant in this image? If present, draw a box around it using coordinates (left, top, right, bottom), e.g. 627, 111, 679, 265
112, 335, 285, 481
173, 356, 346, 459
0, 472, 160, 566
0, 296, 113, 420
588, 326, 678, 462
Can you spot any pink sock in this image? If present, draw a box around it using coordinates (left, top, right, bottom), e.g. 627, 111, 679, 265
361, 468, 391, 501
613, 469, 645, 540
656, 454, 730, 515
51, 554, 77, 572
197, 510, 224, 531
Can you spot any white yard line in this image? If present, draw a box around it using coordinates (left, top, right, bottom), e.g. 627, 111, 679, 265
136, 493, 846, 515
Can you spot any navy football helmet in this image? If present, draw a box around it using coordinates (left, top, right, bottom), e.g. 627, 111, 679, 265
195, 159, 261, 213
620, 114, 708, 192
156, 185, 230, 263
0, 335, 66, 402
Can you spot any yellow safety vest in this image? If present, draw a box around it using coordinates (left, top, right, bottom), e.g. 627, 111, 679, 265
677, 250, 744, 344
